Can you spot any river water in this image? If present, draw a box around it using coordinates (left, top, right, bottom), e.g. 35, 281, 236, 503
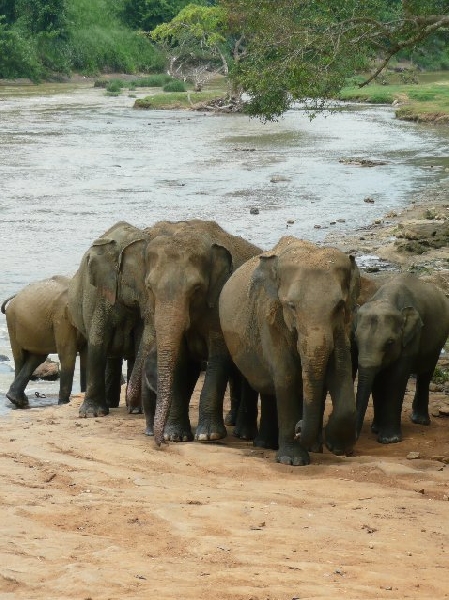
1, 81, 448, 413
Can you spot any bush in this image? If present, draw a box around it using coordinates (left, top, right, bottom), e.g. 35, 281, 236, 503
106, 79, 125, 94
163, 79, 186, 92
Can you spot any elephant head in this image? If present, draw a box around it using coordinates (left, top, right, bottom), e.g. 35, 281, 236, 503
354, 299, 423, 436
141, 231, 233, 445
256, 237, 359, 455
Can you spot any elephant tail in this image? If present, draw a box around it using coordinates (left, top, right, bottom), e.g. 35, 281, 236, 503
1, 294, 15, 314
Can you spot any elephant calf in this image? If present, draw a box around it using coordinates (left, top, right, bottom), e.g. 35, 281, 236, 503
2, 275, 86, 408
355, 272, 449, 443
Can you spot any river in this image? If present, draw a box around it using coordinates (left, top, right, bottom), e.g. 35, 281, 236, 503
1, 81, 448, 413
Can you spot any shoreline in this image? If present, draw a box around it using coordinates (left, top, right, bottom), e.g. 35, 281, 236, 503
325, 175, 449, 284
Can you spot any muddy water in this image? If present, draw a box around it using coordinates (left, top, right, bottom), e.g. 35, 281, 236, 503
1, 81, 448, 413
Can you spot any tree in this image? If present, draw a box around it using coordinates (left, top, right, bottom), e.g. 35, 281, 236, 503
220, 0, 449, 120
151, 3, 229, 89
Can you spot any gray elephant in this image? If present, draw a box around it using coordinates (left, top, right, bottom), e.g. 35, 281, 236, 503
68, 221, 152, 417
219, 236, 360, 466
354, 272, 449, 443
126, 219, 262, 445
1, 275, 86, 408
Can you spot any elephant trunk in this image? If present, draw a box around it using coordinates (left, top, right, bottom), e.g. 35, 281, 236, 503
355, 366, 378, 438
153, 303, 187, 446
297, 329, 332, 450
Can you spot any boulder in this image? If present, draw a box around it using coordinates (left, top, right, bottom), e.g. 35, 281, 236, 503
31, 359, 60, 381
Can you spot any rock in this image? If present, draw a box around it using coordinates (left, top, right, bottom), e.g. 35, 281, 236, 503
0, 354, 10, 362
364, 197, 375, 204
287, 219, 295, 224
438, 406, 449, 417
31, 359, 60, 381
0, 362, 13, 374
407, 452, 420, 460
270, 175, 289, 183
249, 207, 259, 215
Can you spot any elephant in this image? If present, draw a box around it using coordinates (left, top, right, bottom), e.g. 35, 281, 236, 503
219, 236, 361, 466
1, 275, 86, 408
68, 221, 153, 417
126, 219, 262, 445
354, 272, 449, 443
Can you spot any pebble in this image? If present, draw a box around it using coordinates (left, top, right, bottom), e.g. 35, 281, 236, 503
407, 451, 420, 460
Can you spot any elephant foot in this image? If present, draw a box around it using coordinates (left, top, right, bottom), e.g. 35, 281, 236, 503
127, 405, 142, 415
145, 424, 154, 436
58, 398, 70, 405
411, 412, 430, 426
195, 418, 227, 442
163, 421, 194, 442
253, 435, 278, 450
79, 399, 109, 418
276, 441, 310, 466
233, 422, 258, 441
377, 430, 402, 444
6, 391, 29, 409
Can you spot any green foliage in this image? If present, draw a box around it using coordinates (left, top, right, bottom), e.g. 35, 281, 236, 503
432, 366, 449, 385
120, 0, 214, 32
0, 17, 43, 80
134, 89, 222, 108
132, 74, 172, 86
163, 79, 186, 91
106, 78, 126, 94
0, 0, 166, 78
220, 0, 449, 120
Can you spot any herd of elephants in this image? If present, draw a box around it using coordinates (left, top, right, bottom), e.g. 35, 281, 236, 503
2, 219, 449, 466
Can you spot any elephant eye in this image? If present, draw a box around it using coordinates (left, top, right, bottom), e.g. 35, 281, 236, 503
385, 338, 395, 347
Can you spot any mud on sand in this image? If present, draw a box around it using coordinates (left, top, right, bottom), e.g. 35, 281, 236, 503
2, 182, 449, 600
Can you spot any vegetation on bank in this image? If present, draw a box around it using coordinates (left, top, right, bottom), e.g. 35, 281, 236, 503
339, 72, 449, 123
0, 1, 448, 122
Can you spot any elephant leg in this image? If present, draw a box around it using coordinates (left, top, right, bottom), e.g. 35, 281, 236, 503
275, 386, 310, 466
7, 353, 47, 408
225, 364, 241, 426
79, 344, 109, 418
79, 346, 87, 393
411, 358, 438, 426
58, 353, 76, 405
163, 347, 200, 442
254, 394, 278, 450
233, 377, 258, 441
195, 346, 229, 442
105, 357, 123, 408
372, 368, 408, 444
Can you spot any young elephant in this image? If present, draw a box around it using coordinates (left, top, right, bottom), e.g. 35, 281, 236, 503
354, 273, 449, 443
1, 275, 86, 408
219, 236, 360, 466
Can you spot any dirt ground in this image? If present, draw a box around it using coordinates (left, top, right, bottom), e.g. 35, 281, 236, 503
2, 186, 449, 600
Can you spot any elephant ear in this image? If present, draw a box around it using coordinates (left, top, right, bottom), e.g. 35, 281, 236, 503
87, 238, 119, 305
251, 254, 280, 325
207, 243, 233, 308
401, 306, 423, 347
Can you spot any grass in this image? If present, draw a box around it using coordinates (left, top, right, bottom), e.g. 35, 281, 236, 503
134, 90, 225, 110
339, 71, 449, 122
